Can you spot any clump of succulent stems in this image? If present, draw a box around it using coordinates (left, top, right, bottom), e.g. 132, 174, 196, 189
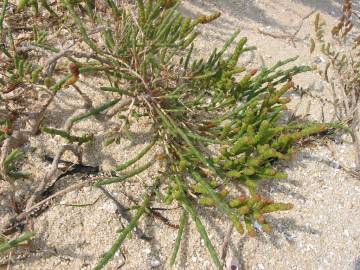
0, 1, 331, 269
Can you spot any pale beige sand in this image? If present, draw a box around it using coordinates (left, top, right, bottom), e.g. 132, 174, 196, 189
1, 1, 360, 270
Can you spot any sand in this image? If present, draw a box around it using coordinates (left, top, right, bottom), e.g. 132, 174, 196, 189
1, 1, 360, 270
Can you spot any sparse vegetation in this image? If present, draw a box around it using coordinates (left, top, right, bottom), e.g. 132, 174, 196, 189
0, 1, 336, 269
311, 0, 360, 171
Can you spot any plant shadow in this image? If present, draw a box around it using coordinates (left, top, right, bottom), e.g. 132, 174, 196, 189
6, 237, 93, 268
355, 257, 360, 270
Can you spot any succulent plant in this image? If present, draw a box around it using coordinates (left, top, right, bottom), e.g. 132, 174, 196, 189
0, 1, 331, 269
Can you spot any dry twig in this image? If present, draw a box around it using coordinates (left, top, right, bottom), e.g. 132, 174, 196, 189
25, 144, 82, 210
258, 10, 316, 47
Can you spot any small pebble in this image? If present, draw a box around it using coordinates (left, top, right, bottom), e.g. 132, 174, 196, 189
313, 56, 326, 64
150, 259, 161, 268
99, 201, 117, 213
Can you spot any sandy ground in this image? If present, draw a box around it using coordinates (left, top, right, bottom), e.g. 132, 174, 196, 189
1, 1, 360, 270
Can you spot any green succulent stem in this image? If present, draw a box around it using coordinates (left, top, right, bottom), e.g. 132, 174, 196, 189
114, 137, 158, 171
0, 232, 35, 253
93, 194, 150, 270
95, 160, 154, 186
169, 210, 189, 266
180, 194, 223, 270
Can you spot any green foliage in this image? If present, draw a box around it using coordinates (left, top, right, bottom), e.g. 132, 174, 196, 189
1, 149, 30, 180
170, 210, 188, 266
94, 193, 150, 270
0, 231, 35, 253
0, 1, 332, 269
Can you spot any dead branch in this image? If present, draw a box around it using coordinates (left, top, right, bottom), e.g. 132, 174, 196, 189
327, 144, 360, 178
1, 179, 93, 235
221, 223, 234, 262
258, 9, 315, 47
25, 144, 82, 210
105, 98, 133, 119
29, 93, 56, 135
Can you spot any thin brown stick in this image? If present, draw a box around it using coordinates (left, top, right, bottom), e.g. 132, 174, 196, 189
221, 223, 234, 262
326, 144, 360, 178
289, 10, 316, 46
258, 9, 316, 47
25, 144, 82, 210
45, 49, 112, 72
29, 93, 56, 135
105, 98, 133, 120
1, 180, 93, 235
72, 84, 93, 109
353, 11, 360, 21
151, 210, 179, 229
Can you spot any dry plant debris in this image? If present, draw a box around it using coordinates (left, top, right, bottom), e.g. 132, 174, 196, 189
310, 0, 360, 172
